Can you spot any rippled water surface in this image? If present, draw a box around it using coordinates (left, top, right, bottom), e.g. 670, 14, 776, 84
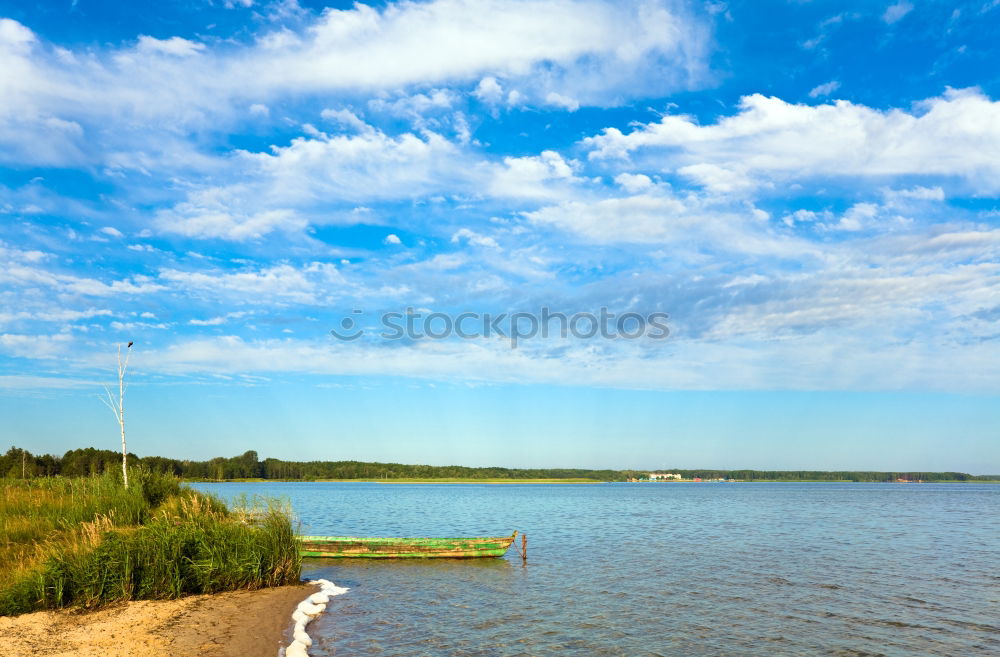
193, 482, 1000, 656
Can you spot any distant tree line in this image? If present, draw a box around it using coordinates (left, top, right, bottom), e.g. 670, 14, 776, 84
642, 469, 996, 482
1, 446, 624, 481
2, 446, 997, 482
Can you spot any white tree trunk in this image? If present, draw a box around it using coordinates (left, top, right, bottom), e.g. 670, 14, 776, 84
120, 350, 128, 489
119, 343, 130, 489
103, 342, 132, 488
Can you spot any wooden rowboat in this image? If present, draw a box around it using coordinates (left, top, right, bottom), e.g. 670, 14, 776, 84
299, 531, 518, 558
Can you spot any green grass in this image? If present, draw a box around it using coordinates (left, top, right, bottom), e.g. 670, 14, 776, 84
0, 470, 301, 616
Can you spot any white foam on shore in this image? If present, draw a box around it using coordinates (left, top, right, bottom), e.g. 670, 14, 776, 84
282, 579, 350, 657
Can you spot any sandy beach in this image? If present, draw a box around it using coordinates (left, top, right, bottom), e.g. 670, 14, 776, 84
0, 584, 314, 657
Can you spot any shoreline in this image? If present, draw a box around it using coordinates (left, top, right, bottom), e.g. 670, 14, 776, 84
185, 478, 1000, 484
0, 584, 314, 657
188, 477, 606, 484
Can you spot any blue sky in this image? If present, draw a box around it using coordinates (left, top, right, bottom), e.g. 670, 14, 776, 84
1, 0, 998, 472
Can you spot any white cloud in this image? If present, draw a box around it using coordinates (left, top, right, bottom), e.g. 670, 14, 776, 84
109, 320, 169, 331
524, 193, 808, 256
242, 128, 466, 203
544, 91, 580, 111
0, 375, 95, 390
0, 18, 35, 52
614, 173, 654, 192
0, 0, 710, 169
474, 76, 504, 105
159, 263, 342, 305
189, 311, 251, 326
808, 80, 840, 98
677, 163, 757, 194
157, 205, 307, 241
0, 332, 74, 358
152, 128, 589, 240
882, 1, 913, 24
384, 233, 402, 245
489, 150, 582, 199
584, 89, 1000, 193
781, 208, 827, 227
252, 0, 708, 102
451, 228, 500, 249
0, 308, 113, 326
368, 90, 455, 122
88, 328, 1000, 393
0, 258, 165, 296
134, 35, 206, 57
829, 202, 879, 231
4, 4, 1000, 399
882, 186, 945, 202
148, 126, 467, 242
320, 108, 372, 133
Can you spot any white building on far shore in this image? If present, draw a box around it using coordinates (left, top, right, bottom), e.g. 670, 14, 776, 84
648, 472, 682, 480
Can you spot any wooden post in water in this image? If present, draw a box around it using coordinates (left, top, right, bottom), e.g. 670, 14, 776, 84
521, 533, 527, 564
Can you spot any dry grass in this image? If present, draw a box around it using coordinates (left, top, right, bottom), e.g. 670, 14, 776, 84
0, 471, 300, 616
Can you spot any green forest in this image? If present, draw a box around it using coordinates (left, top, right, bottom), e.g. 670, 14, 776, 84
2, 446, 997, 482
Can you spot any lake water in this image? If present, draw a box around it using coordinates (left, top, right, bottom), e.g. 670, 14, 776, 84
191, 482, 1000, 656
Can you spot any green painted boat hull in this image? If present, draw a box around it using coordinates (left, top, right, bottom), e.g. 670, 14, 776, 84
299, 531, 517, 558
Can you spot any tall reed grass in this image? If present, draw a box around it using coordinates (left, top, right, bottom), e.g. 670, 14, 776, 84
0, 470, 301, 616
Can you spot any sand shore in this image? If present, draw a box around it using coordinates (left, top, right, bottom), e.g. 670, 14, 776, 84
0, 584, 315, 657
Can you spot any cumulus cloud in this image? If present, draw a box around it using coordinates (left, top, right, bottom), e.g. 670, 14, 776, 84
584, 89, 1000, 194
614, 173, 654, 192
157, 204, 307, 241
545, 91, 580, 111
368, 90, 455, 121
252, 0, 709, 100
4, 2, 1000, 398
451, 228, 500, 249
0, 1, 710, 169
316, 107, 365, 130
474, 76, 504, 105
829, 202, 879, 231
677, 163, 757, 194
244, 129, 466, 203
489, 150, 583, 199
0, 17, 35, 51
154, 128, 469, 239
524, 193, 808, 257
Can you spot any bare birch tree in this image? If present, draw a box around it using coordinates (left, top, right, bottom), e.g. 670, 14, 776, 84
101, 342, 133, 488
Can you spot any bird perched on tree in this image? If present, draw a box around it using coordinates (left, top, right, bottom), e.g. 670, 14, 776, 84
127, 341, 133, 348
